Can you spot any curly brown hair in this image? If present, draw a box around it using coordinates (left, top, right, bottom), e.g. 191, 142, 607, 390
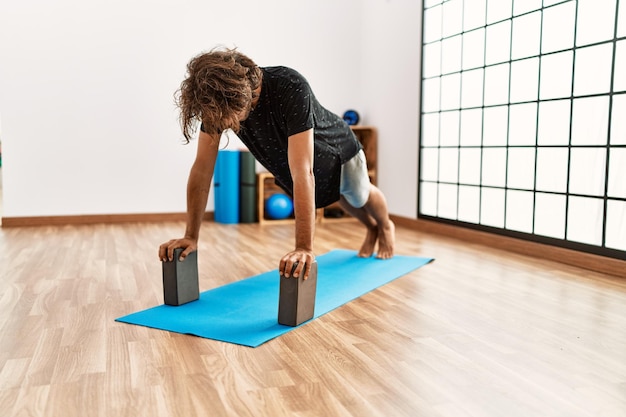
175, 47, 262, 143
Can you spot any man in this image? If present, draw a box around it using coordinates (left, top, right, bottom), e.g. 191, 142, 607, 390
158, 48, 395, 280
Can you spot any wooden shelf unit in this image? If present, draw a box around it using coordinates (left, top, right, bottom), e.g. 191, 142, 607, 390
257, 125, 378, 224
322, 126, 377, 222
351, 125, 378, 186
256, 172, 324, 225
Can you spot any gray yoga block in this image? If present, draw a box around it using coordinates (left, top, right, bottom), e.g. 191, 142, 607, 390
162, 248, 200, 306
278, 261, 317, 326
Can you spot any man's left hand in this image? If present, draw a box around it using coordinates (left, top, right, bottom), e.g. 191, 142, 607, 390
279, 249, 315, 280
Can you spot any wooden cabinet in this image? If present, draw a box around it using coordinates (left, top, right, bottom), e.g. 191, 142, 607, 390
257, 126, 378, 224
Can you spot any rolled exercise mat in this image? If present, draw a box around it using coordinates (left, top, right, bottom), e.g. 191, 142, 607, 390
214, 150, 240, 224
239, 150, 257, 223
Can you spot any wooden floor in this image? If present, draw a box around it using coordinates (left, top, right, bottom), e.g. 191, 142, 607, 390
0, 219, 625, 417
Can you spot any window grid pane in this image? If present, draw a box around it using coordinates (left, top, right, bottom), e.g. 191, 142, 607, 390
419, 0, 626, 260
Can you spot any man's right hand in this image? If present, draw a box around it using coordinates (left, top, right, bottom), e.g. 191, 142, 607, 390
158, 238, 197, 262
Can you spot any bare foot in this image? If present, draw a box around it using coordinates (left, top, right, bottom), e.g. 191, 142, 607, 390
358, 226, 378, 257
376, 220, 395, 259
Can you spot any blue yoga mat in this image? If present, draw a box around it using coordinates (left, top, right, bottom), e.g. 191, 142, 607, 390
116, 249, 433, 347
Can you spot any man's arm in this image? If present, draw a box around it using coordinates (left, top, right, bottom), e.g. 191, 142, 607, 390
279, 128, 316, 280
158, 130, 220, 262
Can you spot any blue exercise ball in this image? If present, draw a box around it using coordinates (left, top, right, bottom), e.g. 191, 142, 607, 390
342, 109, 360, 125
265, 194, 294, 219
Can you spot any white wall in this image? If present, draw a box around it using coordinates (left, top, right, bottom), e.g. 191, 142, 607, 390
0, 0, 421, 219
361, 0, 422, 219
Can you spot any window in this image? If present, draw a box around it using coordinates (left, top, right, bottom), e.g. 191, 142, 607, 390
419, 0, 626, 259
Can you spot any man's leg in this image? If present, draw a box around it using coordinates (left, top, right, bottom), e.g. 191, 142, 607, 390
338, 184, 395, 259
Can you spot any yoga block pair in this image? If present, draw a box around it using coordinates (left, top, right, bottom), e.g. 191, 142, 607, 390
162, 251, 317, 327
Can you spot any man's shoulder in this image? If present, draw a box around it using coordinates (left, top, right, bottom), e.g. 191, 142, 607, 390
262, 65, 300, 76
262, 66, 309, 85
